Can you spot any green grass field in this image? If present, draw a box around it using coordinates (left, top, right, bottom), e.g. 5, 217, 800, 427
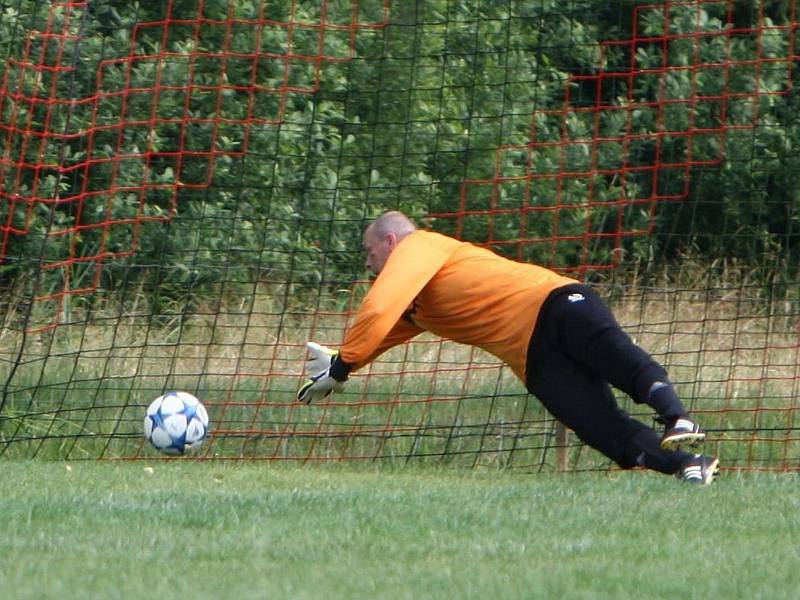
1, 461, 798, 599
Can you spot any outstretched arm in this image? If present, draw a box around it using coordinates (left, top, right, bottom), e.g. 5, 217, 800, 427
297, 315, 424, 404
297, 232, 453, 403
338, 232, 450, 370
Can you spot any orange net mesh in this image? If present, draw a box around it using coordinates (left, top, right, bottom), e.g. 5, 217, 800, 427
1, 1, 798, 472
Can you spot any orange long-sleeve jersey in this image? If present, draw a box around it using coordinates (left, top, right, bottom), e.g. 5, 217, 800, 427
339, 230, 578, 383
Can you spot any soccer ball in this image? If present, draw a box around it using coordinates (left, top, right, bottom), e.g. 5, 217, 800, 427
144, 391, 209, 455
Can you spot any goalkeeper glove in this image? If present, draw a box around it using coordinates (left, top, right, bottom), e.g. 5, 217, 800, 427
304, 341, 338, 377
297, 342, 351, 404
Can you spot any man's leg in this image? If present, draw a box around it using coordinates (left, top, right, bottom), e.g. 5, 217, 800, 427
526, 343, 690, 474
539, 285, 705, 449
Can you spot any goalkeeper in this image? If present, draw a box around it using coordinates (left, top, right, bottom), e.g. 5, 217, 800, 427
298, 211, 719, 484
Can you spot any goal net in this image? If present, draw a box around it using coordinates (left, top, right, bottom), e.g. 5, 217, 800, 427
1, 0, 798, 471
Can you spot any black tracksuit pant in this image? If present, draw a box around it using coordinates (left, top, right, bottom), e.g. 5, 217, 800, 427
525, 284, 692, 474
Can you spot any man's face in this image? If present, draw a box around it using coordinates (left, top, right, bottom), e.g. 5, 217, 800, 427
363, 227, 394, 275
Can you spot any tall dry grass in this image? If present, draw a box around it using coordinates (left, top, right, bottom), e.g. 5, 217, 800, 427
0, 272, 797, 468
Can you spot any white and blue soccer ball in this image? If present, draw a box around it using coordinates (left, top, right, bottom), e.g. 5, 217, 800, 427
144, 391, 209, 455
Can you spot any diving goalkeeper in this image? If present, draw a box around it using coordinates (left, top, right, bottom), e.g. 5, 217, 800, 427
298, 211, 719, 484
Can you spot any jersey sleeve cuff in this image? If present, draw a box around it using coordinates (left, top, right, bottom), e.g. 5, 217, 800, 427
329, 355, 353, 381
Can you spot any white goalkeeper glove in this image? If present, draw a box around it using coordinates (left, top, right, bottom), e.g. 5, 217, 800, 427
297, 342, 349, 404
304, 341, 338, 377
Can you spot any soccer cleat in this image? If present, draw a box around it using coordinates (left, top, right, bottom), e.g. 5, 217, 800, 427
677, 454, 720, 485
660, 417, 706, 450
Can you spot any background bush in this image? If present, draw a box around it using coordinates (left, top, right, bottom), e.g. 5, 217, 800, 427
0, 0, 797, 311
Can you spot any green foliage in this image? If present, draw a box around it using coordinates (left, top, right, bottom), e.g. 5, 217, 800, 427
0, 0, 797, 311
629, 3, 800, 278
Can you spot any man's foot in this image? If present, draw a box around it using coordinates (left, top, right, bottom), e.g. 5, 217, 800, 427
677, 454, 719, 485
660, 417, 705, 450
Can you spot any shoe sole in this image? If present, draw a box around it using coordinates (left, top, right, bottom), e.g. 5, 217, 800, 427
660, 431, 706, 450
701, 457, 720, 485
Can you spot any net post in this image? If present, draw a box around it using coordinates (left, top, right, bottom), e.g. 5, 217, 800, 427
556, 423, 569, 472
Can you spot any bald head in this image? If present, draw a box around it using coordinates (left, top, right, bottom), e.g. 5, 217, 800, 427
363, 211, 418, 274
366, 211, 417, 240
